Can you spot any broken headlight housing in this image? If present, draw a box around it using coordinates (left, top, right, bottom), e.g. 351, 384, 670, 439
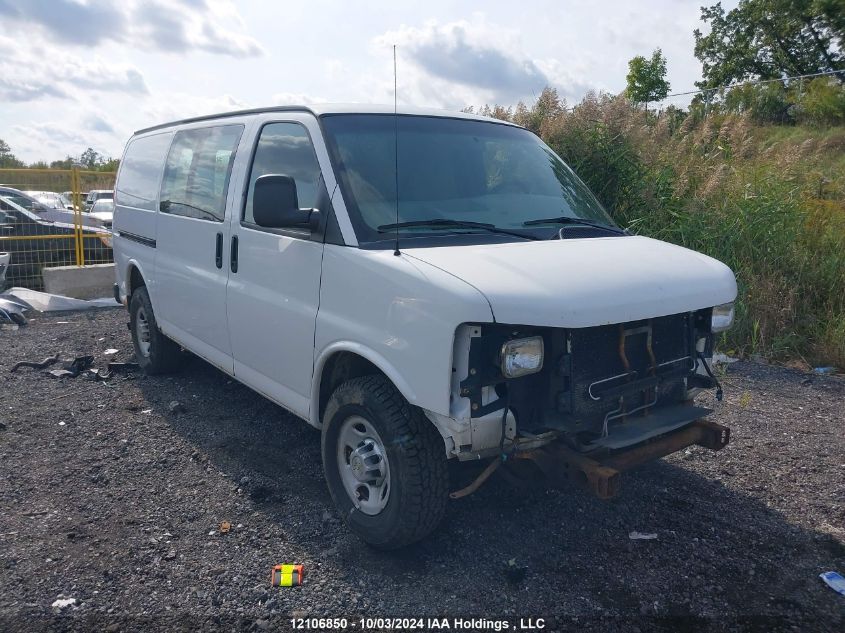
711, 302, 735, 332
500, 336, 544, 378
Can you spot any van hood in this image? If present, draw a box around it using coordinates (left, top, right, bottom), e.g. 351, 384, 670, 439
404, 236, 737, 328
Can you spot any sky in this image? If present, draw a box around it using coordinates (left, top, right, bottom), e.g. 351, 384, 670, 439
0, 0, 738, 164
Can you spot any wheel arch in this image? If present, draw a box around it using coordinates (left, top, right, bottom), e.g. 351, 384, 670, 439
311, 343, 419, 428
125, 260, 148, 301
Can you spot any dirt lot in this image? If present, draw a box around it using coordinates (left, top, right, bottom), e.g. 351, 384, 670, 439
0, 309, 843, 632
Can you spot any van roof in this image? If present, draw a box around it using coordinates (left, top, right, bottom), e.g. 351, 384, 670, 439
134, 103, 520, 135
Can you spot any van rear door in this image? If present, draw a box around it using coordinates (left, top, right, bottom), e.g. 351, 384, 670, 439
153, 123, 245, 372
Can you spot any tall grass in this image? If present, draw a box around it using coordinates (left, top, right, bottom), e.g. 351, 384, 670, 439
483, 89, 845, 367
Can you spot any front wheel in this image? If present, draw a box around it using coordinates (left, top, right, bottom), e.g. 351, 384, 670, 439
321, 375, 449, 549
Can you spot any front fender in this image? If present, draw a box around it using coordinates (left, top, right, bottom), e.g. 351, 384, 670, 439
310, 341, 419, 427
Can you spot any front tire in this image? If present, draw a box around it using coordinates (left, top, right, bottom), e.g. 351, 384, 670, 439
129, 287, 183, 374
322, 375, 449, 549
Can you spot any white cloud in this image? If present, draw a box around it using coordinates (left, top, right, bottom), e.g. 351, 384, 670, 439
0, 0, 262, 58
0, 37, 149, 103
371, 16, 593, 109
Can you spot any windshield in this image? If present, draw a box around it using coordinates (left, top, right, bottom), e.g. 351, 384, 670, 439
321, 114, 616, 245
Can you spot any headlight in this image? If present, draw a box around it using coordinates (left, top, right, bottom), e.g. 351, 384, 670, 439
711, 302, 734, 332
500, 336, 544, 378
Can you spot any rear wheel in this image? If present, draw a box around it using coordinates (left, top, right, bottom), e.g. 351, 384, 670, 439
129, 286, 183, 374
322, 375, 449, 549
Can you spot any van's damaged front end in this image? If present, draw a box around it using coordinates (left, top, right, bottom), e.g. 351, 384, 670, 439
436, 309, 733, 498
411, 237, 737, 498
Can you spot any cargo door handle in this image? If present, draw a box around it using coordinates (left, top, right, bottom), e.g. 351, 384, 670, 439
215, 232, 223, 269
230, 235, 238, 273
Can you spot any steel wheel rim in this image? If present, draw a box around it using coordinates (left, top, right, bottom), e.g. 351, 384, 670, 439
136, 306, 151, 358
336, 415, 390, 515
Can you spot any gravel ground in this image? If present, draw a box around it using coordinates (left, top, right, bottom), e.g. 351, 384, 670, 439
0, 309, 843, 632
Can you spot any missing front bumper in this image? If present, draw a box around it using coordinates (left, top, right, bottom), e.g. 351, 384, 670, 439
449, 418, 730, 500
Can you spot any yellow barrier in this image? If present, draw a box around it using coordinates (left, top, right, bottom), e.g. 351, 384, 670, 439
0, 167, 116, 289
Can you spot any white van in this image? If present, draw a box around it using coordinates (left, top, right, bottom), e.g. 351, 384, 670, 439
113, 105, 737, 548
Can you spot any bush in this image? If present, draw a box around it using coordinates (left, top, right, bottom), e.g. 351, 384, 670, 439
793, 77, 845, 126
723, 82, 792, 124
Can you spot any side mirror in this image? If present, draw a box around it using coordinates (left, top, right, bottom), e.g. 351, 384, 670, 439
253, 174, 320, 231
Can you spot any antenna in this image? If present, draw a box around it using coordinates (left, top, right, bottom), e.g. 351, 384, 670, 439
393, 44, 400, 257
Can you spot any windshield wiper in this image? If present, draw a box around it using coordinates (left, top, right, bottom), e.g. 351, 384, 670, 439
522, 216, 626, 234
378, 219, 539, 241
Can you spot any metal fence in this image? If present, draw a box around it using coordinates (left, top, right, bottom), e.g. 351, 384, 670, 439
0, 168, 116, 291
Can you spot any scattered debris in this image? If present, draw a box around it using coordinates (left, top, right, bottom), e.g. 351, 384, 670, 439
814, 367, 837, 376
11, 353, 136, 381
168, 401, 185, 414
10, 353, 59, 373
1, 287, 117, 312
44, 356, 94, 378
95, 362, 140, 380
271, 564, 304, 587
0, 295, 28, 326
103, 348, 119, 356
51, 597, 77, 611
712, 352, 739, 364
820, 571, 845, 596
219, 521, 231, 534
629, 531, 659, 540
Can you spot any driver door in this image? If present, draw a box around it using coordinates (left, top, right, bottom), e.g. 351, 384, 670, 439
225, 116, 328, 419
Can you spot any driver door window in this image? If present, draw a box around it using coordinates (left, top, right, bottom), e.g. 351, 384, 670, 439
243, 122, 322, 226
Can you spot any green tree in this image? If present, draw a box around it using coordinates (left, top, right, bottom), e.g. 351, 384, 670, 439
694, 0, 845, 89
626, 49, 671, 109
79, 147, 103, 170
0, 139, 25, 168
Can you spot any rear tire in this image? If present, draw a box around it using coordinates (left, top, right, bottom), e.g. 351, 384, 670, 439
129, 286, 183, 374
322, 375, 449, 549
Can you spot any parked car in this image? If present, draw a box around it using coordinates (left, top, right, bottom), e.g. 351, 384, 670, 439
0, 187, 53, 213
88, 199, 114, 226
24, 190, 73, 211
0, 195, 112, 289
113, 105, 737, 548
85, 189, 113, 209
0, 186, 103, 228
89, 199, 114, 246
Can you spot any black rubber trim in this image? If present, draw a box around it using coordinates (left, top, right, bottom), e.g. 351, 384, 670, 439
118, 231, 156, 248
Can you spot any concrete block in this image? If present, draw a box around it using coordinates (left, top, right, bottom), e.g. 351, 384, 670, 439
42, 263, 115, 300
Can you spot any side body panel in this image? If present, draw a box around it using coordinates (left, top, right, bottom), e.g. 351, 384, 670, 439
313, 245, 493, 425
